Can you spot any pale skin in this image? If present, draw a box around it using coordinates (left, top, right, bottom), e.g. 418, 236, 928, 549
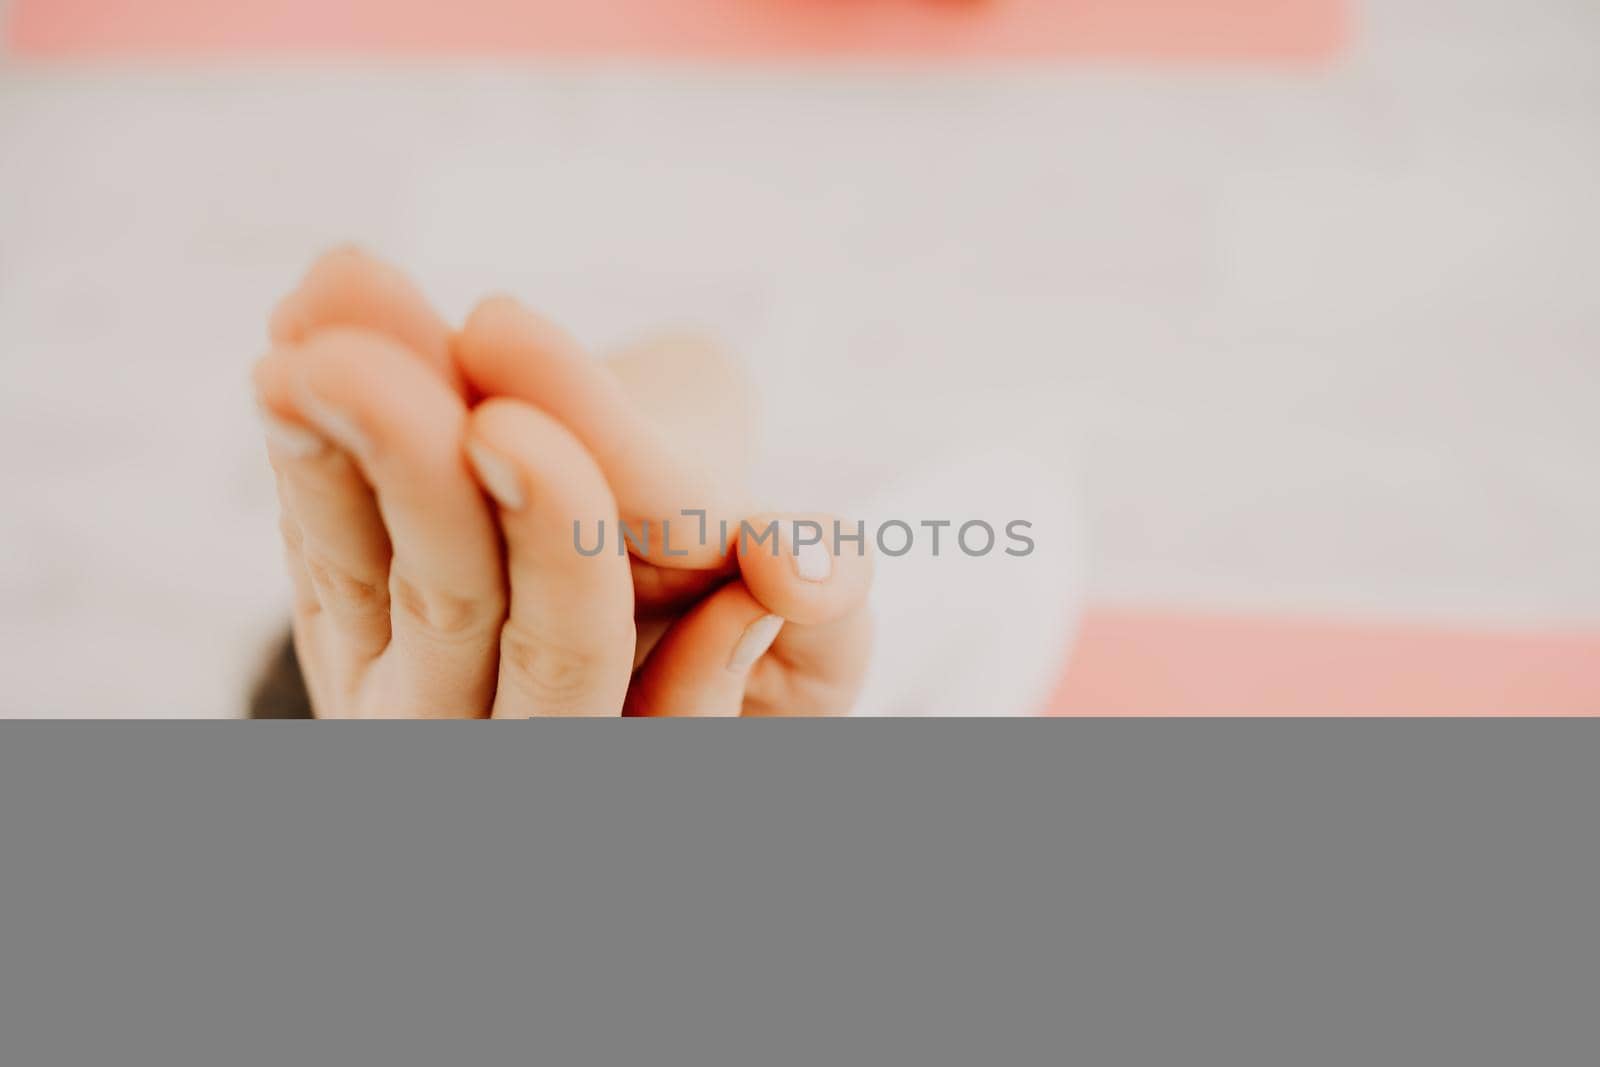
254, 248, 874, 717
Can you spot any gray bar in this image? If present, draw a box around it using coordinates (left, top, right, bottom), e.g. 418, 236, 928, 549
1, 721, 1596, 1067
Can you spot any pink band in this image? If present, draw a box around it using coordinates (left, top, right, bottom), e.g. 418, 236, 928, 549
9, 0, 1346, 61
1048, 608, 1600, 716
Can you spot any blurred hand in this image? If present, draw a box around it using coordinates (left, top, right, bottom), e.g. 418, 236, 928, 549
255, 249, 872, 717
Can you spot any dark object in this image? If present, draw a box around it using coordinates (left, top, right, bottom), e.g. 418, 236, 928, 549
248, 631, 314, 719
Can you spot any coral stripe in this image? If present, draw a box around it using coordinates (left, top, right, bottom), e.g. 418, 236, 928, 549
8, 0, 1346, 60
1047, 608, 1600, 716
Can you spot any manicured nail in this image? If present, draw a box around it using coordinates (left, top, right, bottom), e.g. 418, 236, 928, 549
258, 408, 326, 459
728, 614, 784, 673
466, 440, 526, 511
794, 540, 832, 583
294, 383, 371, 459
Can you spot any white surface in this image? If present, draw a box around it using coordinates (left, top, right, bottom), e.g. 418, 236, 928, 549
854, 447, 1083, 717
1, 0, 1598, 716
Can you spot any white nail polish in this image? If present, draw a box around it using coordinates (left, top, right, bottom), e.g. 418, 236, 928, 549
727, 614, 784, 673
794, 540, 833, 583
295, 384, 371, 459
258, 409, 326, 459
466, 441, 526, 511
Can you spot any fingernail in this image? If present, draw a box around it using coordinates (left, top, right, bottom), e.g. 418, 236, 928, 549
294, 383, 372, 459
728, 614, 784, 673
258, 408, 326, 459
466, 440, 526, 511
794, 540, 832, 583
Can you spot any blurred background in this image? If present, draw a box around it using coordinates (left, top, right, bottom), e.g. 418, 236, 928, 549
1, 0, 1596, 716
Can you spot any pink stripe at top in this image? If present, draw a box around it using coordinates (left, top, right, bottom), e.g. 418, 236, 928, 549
8, 0, 1347, 60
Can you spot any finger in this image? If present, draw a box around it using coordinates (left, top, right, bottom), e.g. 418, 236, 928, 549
270, 246, 461, 392
631, 555, 736, 612
453, 295, 738, 568
626, 581, 781, 718
630, 515, 877, 717
601, 331, 754, 488
741, 608, 873, 717
628, 555, 737, 658
255, 355, 394, 669
466, 399, 637, 718
269, 470, 335, 712
735, 513, 873, 626
262, 327, 507, 712
271, 470, 322, 623
735, 513, 875, 704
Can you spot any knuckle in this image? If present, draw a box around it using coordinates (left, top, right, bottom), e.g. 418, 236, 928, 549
278, 515, 305, 555
390, 574, 501, 641
303, 553, 387, 615
499, 624, 627, 709
292, 451, 368, 499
